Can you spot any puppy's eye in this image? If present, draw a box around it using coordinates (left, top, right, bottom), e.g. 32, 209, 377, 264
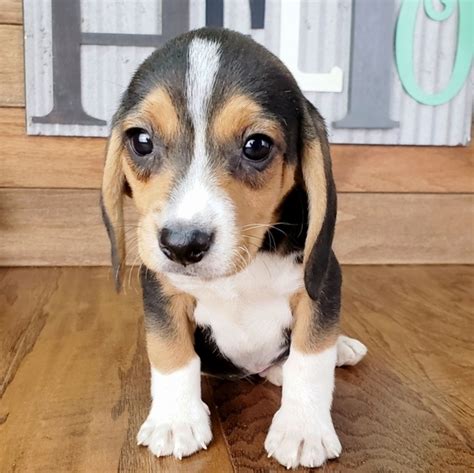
128, 128, 153, 156
243, 134, 272, 161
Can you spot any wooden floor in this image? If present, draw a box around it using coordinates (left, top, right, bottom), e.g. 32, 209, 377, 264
0, 266, 472, 472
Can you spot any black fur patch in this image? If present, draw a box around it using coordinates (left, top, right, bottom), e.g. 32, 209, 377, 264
302, 100, 338, 301
313, 251, 342, 333
194, 326, 248, 379
140, 266, 175, 336
259, 184, 308, 255
272, 327, 291, 364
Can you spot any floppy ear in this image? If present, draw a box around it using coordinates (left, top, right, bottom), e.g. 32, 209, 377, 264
100, 126, 126, 292
300, 99, 337, 300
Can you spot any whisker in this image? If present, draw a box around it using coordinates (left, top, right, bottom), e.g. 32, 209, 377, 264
239, 245, 252, 267
244, 224, 289, 240
240, 236, 262, 250
136, 262, 144, 288
241, 221, 297, 230
234, 247, 248, 273
127, 252, 142, 290
267, 229, 277, 252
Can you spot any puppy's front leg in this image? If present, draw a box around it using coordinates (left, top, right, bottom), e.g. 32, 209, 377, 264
265, 291, 340, 469
137, 272, 212, 459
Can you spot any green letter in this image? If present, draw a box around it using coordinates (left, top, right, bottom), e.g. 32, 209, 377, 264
396, 0, 473, 106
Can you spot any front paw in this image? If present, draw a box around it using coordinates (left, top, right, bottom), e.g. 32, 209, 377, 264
265, 406, 341, 469
137, 401, 212, 459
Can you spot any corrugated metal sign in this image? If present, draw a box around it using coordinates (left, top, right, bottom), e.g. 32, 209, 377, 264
24, 0, 473, 144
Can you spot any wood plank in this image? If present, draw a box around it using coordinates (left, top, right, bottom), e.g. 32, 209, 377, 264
0, 267, 233, 473
0, 189, 114, 266
334, 193, 474, 264
0, 26, 24, 106
331, 142, 474, 193
341, 266, 474, 444
1, 107, 473, 192
0, 0, 22, 25
0, 108, 106, 188
0, 268, 62, 397
0, 189, 472, 265
0, 0, 22, 24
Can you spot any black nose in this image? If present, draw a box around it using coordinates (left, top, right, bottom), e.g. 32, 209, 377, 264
159, 226, 214, 266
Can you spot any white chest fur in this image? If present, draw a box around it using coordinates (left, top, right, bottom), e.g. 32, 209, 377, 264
168, 253, 304, 374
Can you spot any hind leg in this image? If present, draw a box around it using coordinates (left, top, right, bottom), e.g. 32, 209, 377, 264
261, 335, 367, 386
336, 335, 367, 367
259, 363, 284, 386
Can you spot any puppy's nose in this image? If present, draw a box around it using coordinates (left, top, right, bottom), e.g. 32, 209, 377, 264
159, 226, 214, 265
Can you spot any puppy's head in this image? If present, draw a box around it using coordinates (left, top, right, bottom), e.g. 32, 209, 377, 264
101, 29, 336, 299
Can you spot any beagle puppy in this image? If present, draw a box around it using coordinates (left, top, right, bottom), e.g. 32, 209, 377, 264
101, 28, 367, 469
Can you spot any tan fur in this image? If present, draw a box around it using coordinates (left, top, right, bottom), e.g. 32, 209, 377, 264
123, 161, 175, 215
302, 140, 327, 265
101, 128, 126, 285
146, 274, 196, 373
216, 158, 295, 270
290, 290, 339, 353
212, 94, 285, 147
125, 163, 178, 273
146, 312, 195, 374
123, 87, 180, 145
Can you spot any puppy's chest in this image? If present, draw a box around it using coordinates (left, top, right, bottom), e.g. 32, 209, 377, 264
170, 254, 303, 374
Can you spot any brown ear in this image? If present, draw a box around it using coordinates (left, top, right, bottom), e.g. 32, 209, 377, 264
301, 99, 337, 300
100, 127, 126, 292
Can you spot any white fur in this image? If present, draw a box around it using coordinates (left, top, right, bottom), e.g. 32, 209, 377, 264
173, 36, 222, 225
261, 335, 367, 386
265, 345, 341, 469
137, 356, 212, 459
336, 335, 367, 367
160, 173, 237, 279
186, 37, 220, 160
169, 252, 303, 374
259, 362, 284, 386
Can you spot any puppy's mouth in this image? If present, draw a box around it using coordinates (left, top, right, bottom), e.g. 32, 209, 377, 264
162, 261, 210, 278
162, 265, 234, 285
159, 249, 247, 281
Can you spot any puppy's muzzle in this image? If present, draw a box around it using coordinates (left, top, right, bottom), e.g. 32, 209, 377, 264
159, 225, 215, 266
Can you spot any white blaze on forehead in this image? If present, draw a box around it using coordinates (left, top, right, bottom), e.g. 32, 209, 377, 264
186, 37, 221, 167
171, 37, 222, 222
156, 36, 237, 277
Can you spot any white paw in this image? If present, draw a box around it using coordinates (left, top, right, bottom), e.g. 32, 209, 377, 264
336, 335, 367, 367
259, 364, 283, 386
137, 401, 212, 459
265, 406, 341, 469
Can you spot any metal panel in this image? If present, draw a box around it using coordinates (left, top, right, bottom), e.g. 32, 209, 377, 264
23, 0, 472, 144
